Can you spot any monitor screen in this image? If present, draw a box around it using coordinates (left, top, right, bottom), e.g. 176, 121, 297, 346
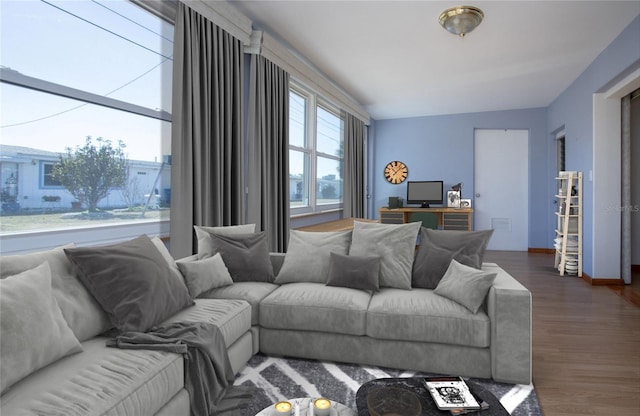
406, 181, 444, 208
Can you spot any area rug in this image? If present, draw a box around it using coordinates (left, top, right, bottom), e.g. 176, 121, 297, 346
234, 354, 541, 415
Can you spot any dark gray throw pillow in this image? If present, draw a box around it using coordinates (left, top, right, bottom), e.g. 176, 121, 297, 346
326, 252, 381, 291
412, 228, 494, 289
64, 235, 194, 333
202, 232, 274, 283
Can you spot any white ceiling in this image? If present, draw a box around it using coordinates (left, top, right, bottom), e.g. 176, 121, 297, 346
228, 1, 640, 120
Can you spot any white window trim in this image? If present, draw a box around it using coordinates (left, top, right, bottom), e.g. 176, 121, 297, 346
290, 82, 343, 216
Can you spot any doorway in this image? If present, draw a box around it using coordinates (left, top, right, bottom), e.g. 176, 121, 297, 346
474, 129, 529, 250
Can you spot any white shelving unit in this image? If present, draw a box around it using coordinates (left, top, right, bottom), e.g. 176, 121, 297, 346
554, 171, 582, 276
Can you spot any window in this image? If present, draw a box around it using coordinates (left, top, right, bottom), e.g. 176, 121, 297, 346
0, 0, 173, 247
42, 162, 63, 188
289, 84, 343, 214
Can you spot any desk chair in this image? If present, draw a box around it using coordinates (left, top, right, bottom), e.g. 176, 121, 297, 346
409, 212, 439, 230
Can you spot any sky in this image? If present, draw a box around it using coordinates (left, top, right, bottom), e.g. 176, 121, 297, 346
0, 0, 173, 162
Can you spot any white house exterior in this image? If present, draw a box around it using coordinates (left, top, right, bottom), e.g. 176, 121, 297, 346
0, 144, 170, 213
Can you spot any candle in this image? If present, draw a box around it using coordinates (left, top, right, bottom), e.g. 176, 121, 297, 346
274, 401, 292, 415
313, 398, 331, 416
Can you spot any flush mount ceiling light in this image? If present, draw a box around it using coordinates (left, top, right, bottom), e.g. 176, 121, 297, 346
439, 5, 484, 37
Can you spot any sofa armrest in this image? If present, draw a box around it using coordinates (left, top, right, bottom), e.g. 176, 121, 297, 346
269, 253, 285, 276
484, 263, 532, 385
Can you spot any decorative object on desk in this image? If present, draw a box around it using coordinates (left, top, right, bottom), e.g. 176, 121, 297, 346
274, 400, 292, 415
388, 196, 403, 209
366, 386, 421, 416
384, 161, 408, 184
313, 398, 332, 416
460, 199, 471, 208
447, 190, 461, 208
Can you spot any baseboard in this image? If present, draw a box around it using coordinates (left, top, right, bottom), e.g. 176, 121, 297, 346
632, 264, 640, 273
581, 272, 625, 286
528, 248, 555, 254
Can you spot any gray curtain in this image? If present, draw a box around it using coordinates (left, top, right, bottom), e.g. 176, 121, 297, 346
247, 54, 290, 252
170, 2, 244, 259
343, 112, 366, 218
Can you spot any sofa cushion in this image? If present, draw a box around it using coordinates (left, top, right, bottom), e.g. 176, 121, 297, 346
199, 232, 274, 283
0, 336, 184, 416
162, 299, 252, 348
194, 224, 256, 255
260, 283, 372, 335
366, 288, 491, 348
326, 252, 380, 291
349, 220, 421, 290
176, 253, 234, 298
200, 282, 280, 325
64, 235, 194, 333
0, 244, 112, 342
412, 229, 493, 289
435, 259, 497, 313
0, 262, 83, 394
275, 230, 352, 284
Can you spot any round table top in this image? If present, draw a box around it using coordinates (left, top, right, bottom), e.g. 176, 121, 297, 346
255, 397, 356, 416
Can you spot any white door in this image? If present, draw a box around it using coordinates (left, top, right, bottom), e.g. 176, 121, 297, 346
474, 129, 529, 250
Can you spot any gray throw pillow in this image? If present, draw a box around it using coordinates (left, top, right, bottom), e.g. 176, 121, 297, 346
176, 253, 234, 298
64, 235, 194, 333
434, 259, 497, 313
201, 232, 274, 283
275, 229, 352, 284
326, 252, 380, 291
412, 228, 494, 289
0, 244, 112, 342
1, 262, 83, 394
194, 224, 256, 257
349, 220, 421, 290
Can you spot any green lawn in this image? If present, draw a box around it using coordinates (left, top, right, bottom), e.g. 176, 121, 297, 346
0, 209, 169, 233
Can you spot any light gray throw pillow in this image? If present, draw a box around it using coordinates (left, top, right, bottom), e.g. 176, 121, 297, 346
0, 262, 83, 394
0, 244, 112, 342
275, 229, 352, 284
434, 259, 497, 313
412, 228, 494, 289
177, 253, 234, 298
349, 220, 421, 290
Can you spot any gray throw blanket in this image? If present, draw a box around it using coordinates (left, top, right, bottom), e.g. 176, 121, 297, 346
107, 322, 253, 416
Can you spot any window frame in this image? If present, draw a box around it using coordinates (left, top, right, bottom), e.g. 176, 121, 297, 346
289, 82, 344, 216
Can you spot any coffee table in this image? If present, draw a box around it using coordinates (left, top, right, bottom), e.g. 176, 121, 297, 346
255, 397, 356, 416
356, 378, 509, 416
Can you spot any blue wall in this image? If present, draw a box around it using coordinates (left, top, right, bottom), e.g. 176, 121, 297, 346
369, 108, 548, 248
547, 15, 640, 277
368, 15, 640, 278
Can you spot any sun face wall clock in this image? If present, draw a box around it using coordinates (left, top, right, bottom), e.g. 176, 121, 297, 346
384, 160, 408, 184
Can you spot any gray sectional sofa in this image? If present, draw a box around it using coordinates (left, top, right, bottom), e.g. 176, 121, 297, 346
0, 221, 532, 415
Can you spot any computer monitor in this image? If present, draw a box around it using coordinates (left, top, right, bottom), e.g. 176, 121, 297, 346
406, 181, 444, 208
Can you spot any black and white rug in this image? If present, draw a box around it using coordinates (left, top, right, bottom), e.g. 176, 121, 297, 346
234, 354, 541, 415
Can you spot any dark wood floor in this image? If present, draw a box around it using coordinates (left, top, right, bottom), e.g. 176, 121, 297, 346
483, 251, 640, 416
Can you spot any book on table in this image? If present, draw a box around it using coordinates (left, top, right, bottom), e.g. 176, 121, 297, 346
423, 376, 483, 413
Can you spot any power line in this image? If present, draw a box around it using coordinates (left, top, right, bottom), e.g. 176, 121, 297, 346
1, 58, 172, 128
90, 0, 173, 44
40, 0, 172, 60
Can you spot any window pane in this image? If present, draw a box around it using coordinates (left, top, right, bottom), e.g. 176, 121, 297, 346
316, 156, 342, 205
289, 91, 306, 148
316, 106, 342, 156
0, 85, 171, 233
289, 150, 309, 208
0, 0, 173, 112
